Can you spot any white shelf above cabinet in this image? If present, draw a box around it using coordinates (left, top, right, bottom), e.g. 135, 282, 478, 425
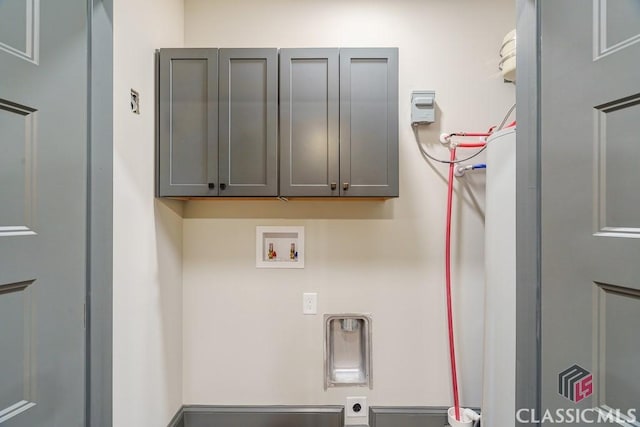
256, 226, 304, 269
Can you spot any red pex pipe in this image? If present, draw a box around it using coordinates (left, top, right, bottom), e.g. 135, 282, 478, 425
456, 142, 486, 148
446, 147, 461, 422
442, 122, 517, 421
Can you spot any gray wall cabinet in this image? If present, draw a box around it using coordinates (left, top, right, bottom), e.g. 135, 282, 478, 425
218, 48, 279, 196
279, 49, 340, 197
158, 48, 278, 197
159, 47, 398, 198
159, 48, 219, 197
280, 48, 399, 198
340, 48, 399, 197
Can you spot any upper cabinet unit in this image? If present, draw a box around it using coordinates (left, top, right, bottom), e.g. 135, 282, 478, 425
157, 48, 278, 197
158, 48, 218, 197
157, 47, 398, 199
279, 48, 340, 197
340, 48, 399, 197
218, 49, 278, 197
279, 48, 398, 198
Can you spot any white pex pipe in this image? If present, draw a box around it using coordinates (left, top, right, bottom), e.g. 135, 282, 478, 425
448, 407, 481, 427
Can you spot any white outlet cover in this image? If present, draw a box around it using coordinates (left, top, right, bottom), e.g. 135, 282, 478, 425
303, 293, 317, 315
346, 396, 367, 418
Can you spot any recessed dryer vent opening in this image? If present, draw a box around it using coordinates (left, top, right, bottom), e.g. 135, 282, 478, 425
324, 314, 372, 390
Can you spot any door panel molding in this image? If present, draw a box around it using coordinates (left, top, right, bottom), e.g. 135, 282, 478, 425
594, 283, 640, 423
594, 0, 640, 60
0, 99, 37, 237
0, 279, 34, 295
0, 401, 37, 424
0, 280, 36, 423
595, 94, 640, 237
0, 0, 39, 64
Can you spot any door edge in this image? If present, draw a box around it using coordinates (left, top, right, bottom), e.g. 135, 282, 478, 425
515, 0, 542, 426
87, 1, 113, 426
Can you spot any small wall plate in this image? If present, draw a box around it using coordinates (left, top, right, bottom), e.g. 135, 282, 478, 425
130, 89, 140, 114
256, 226, 304, 268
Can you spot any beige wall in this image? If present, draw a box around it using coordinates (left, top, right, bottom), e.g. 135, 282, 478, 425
112, 0, 185, 425
181, 0, 515, 421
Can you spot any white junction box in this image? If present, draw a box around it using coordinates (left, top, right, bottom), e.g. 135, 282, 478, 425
256, 226, 304, 268
411, 90, 436, 125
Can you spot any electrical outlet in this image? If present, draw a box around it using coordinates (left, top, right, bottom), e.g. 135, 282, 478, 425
346, 396, 367, 418
302, 293, 317, 315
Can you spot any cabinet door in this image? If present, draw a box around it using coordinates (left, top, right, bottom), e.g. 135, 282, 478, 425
340, 48, 399, 197
219, 48, 278, 196
280, 49, 339, 197
158, 48, 218, 197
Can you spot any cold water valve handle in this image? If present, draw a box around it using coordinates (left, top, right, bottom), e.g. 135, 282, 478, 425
455, 163, 487, 177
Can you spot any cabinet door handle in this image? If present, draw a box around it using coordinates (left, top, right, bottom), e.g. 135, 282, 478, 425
220, 183, 227, 190
330, 182, 337, 190
208, 183, 215, 189
343, 182, 350, 190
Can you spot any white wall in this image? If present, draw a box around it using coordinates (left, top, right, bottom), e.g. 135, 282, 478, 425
112, 0, 184, 425
182, 0, 514, 420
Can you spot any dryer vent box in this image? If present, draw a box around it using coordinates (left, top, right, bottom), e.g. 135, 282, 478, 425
324, 314, 372, 390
